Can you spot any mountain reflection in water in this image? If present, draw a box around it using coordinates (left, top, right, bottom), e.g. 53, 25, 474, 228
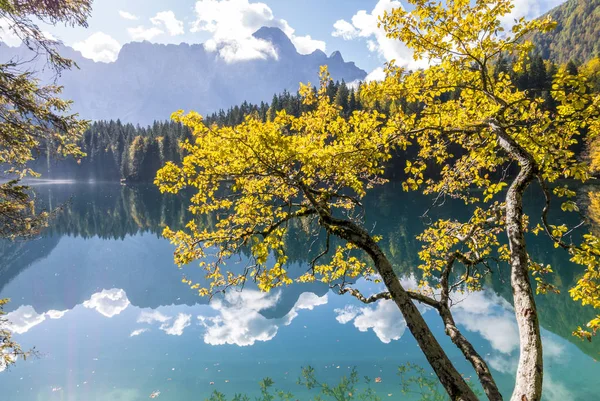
0, 182, 598, 400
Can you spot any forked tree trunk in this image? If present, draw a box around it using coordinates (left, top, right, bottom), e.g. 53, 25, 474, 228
322, 215, 479, 401
374, 251, 480, 401
439, 305, 504, 401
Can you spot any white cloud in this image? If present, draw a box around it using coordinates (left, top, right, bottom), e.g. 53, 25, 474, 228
366, 67, 386, 82
2, 306, 70, 335
500, 0, 564, 28
336, 299, 408, 343
453, 291, 519, 354
3, 306, 46, 334
46, 310, 68, 319
336, 0, 564, 68
42, 31, 58, 42
542, 335, 565, 359
198, 290, 327, 346
485, 353, 574, 401
190, 0, 325, 63
293, 292, 328, 311
0, 17, 21, 47
544, 374, 575, 401
333, 276, 434, 344
119, 10, 139, 21
198, 291, 281, 346
137, 310, 171, 324
128, 25, 164, 41
151, 11, 184, 36
291, 34, 326, 55
73, 32, 121, 63
136, 310, 191, 336
83, 288, 130, 318
331, 0, 432, 69
160, 313, 191, 336
334, 305, 359, 324
130, 328, 149, 337
332, 20, 359, 40
487, 354, 517, 374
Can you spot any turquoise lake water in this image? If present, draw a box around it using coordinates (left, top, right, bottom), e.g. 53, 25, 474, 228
0, 183, 598, 400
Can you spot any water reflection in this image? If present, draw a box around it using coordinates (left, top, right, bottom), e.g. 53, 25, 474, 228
4, 305, 66, 334
0, 182, 598, 400
83, 288, 130, 318
197, 291, 328, 346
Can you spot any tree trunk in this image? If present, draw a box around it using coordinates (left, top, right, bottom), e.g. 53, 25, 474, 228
322, 214, 479, 401
505, 172, 543, 401
496, 125, 544, 401
439, 305, 504, 401
370, 241, 479, 401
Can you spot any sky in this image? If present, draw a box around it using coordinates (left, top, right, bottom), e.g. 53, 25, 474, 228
1, 0, 567, 75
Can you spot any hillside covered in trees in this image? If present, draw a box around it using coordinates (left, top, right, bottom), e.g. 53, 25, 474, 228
32, 54, 600, 183
530, 0, 599, 64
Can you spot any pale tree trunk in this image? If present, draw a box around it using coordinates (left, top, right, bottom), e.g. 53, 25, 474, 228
496, 125, 543, 401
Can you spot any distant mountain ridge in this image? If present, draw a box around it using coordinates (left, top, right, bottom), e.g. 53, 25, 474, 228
1, 26, 366, 124
530, 0, 599, 64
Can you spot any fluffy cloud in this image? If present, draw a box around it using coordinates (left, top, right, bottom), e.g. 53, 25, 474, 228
73, 32, 121, 63
46, 309, 69, 319
452, 291, 519, 354
335, 299, 408, 343
135, 310, 191, 336
128, 26, 164, 41
150, 11, 184, 36
331, 0, 424, 69
486, 354, 574, 401
137, 310, 171, 324
2, 306, 70, 334
198, 290, 327, 346
119, 10, 139, 21
335, 0, 564, 69
294, 292, 328, 310
160, 313, 191, 336
190, 0, 325, 63
198, 291, 281, 346
544, 374, 575, 401
334, 305, 359, 324
365, 67, 386, 82
127, 10, 183, 42
542, 335, 565, 359
332, 20, 358, 40
291, 34, 326, 55
3, 306, 47, 334
83, 288, 130, 318
130, 328, 149, 337
0, 17, 21, 47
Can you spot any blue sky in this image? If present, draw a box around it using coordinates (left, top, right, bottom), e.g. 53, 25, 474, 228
1, 0, 567, 74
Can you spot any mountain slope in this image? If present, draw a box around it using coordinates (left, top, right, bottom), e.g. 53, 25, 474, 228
1, 27, 366, 124
531, 0, 599, 64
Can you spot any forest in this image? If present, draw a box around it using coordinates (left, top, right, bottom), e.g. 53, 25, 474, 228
30, 54, 600, 183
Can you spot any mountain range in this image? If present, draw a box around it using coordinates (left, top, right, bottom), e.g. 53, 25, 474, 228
2, 1, 598, 125
1, 27, 366, 125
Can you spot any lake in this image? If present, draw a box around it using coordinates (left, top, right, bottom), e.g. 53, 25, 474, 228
0, 182, 598, 400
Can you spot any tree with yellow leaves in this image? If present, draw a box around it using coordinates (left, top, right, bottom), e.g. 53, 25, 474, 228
156, 1, 600, 401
